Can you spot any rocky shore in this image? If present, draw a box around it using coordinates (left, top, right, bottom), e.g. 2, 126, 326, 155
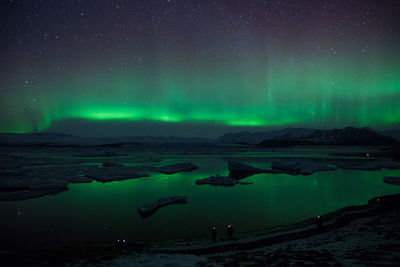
2, 194, 399, 266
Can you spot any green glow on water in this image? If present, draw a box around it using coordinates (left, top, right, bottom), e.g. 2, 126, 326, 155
1, 156, 400, 249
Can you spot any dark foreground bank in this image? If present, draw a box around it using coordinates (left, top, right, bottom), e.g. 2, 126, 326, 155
1, 193, 399, 266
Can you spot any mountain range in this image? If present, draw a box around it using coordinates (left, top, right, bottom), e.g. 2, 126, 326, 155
217, 127, 400, 147
1, 127, 399, 147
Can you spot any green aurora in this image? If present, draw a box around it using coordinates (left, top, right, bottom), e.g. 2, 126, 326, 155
1, 1, 400, 135
2, 54, 399, 134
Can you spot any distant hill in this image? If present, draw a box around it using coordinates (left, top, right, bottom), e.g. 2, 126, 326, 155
216, 128, 314, 145
1, 127, 399, 147
0, 132, 212, 146
217, 127, 400, 147
380, 129, 400, 142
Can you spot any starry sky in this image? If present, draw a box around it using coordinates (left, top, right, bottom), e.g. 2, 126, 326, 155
1, 0, 400, 137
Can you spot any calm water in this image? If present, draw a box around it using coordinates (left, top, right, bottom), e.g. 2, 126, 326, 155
1, 155, 400, 250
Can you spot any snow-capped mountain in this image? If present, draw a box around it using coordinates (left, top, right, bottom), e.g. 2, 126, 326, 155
217, 127, 399, 147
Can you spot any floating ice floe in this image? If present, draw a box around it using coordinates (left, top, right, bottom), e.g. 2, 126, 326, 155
85, 168, 148, 182
196, 174, 252, 186
0, 178, 68, 201
196, 175, 238, 186
151, 163, 198, 174
383, 176, 400, 185
271, 160, 336, 175
102, 162, 124, 167
137, 196, 187, 218
336, 160, 400, 171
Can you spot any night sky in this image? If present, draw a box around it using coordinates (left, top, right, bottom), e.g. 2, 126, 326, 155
1, 0, 400, 137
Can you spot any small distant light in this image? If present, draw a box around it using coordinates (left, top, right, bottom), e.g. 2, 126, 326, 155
123, 239, 126, 243
117, 239, 120, 242
317, 216, 320, 219
228, 224, 232, 228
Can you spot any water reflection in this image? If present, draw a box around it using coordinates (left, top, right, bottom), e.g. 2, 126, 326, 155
0, 156, 399, 250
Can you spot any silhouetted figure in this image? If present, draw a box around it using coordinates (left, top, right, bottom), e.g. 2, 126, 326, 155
115, 239, 127, 248
227, 224, 233, 239
316, 216, 323, 232
211, 226, 217, 242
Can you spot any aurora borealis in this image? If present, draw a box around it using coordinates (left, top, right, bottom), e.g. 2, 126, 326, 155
1, 0, 400, 137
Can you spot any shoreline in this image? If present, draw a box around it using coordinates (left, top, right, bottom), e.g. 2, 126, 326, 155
151, 193, 398, 254
2, 193, 399, 266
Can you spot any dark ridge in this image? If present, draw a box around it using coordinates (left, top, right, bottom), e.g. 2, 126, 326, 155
258, 140, 318, 147
0, 194, 398, 265
154, 193, 400, 255
31, 132, 76, 137
99, 142, 141, 147
258, 127, 399, 147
